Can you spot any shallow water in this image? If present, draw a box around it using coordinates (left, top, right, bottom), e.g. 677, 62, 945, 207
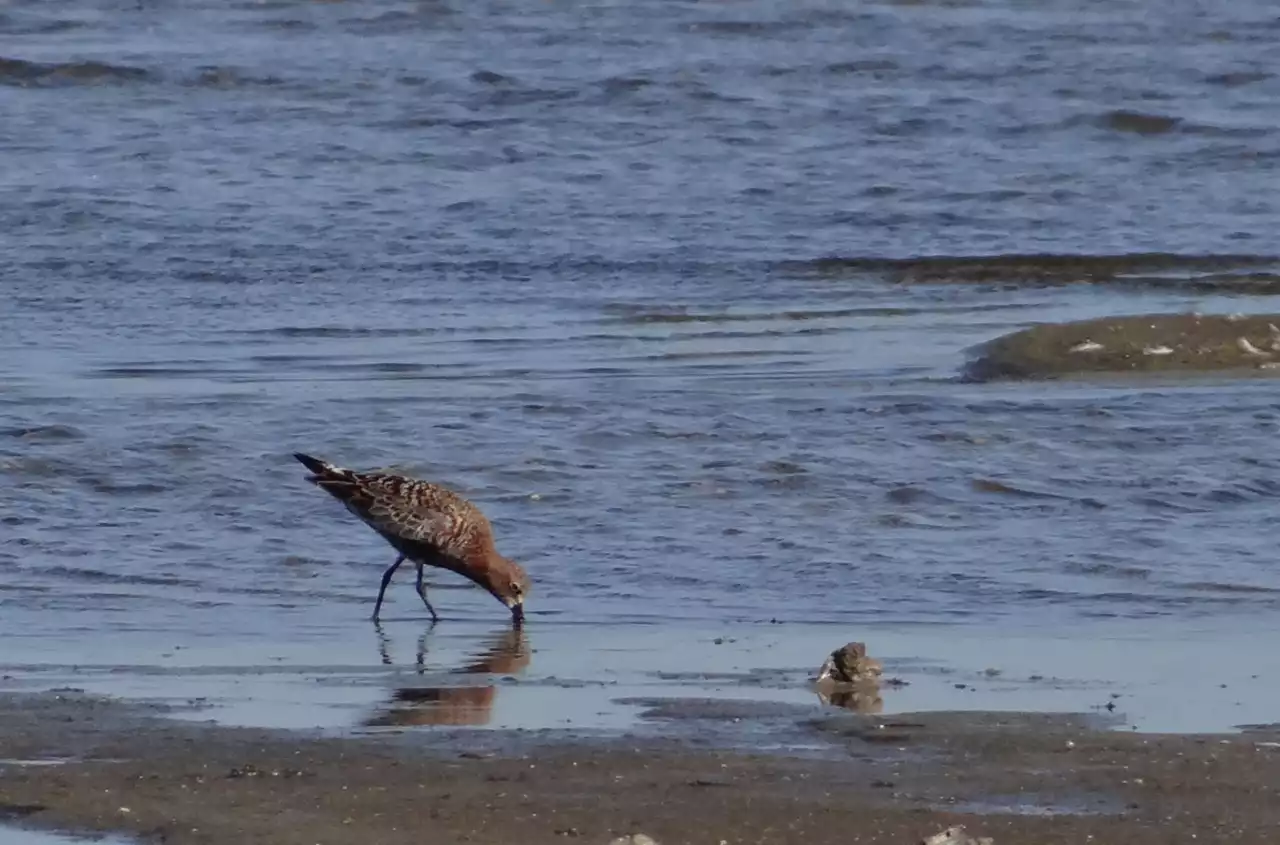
0, 828, 133, 845
5, 617, 1279, 736
3, 0, 1280, 735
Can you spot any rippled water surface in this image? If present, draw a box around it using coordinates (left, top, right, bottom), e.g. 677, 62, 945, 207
4, 0, 1280, 724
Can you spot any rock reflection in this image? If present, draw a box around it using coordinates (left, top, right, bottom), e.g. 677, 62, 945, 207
815, 682, 884, 715
366, 627, 530, 728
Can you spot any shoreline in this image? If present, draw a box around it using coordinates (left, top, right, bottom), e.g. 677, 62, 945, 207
5, 619, 1280, 736
3, 690, 1280, 845
6, 620, 1280, 843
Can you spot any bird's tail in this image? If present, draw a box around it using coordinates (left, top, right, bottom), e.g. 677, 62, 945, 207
293, 452, 355, 484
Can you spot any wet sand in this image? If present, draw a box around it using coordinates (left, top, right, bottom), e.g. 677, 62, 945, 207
3, 691, 1280, 845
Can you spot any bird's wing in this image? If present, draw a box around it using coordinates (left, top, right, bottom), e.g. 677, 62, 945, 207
346, 473, 470, 551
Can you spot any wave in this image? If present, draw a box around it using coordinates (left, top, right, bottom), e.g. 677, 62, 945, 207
2, 425, 85, 442
790, 253, 1280, 293
186, 66, 285, 89
0, 56, 150, 88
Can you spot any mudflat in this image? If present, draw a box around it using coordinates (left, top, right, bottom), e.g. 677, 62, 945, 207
3, 691, 1280, 845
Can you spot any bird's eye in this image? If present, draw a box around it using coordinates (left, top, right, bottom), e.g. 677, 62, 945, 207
510, 582, 523, 596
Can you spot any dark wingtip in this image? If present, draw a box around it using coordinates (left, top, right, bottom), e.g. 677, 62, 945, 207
293, 452, 327, 474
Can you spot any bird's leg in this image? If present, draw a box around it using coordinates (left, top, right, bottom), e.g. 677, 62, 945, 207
415, 624, 435, 671
414, 561, 441, 623
372, 555, 406, 621
374, 621, 392, 665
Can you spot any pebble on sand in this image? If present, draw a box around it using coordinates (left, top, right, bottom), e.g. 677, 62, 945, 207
920, 825, 994, 845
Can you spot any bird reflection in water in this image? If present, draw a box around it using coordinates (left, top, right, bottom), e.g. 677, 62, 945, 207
368, 625, 530, 728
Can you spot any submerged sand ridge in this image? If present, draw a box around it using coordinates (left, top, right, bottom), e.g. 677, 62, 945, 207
965, 312, 1280, 381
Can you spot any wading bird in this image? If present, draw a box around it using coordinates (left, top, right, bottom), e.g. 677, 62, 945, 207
293, 453, 529, 626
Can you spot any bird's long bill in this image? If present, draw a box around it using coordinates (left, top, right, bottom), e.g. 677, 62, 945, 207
511, 603, 525, 627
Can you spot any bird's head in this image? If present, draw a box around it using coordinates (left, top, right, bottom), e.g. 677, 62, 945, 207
485, 557, 530, 627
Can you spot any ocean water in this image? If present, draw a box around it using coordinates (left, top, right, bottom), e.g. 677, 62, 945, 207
3, 0, 1280, 732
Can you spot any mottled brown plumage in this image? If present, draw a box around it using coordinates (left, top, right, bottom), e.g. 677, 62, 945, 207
293, 453, 529, 625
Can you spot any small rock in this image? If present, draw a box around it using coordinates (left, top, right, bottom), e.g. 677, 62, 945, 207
609, 836, 660, 845
815, 642, 885, 713
815, 642, 883, 683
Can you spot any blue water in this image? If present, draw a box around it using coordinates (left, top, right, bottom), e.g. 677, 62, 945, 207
3, 0, 1280, 732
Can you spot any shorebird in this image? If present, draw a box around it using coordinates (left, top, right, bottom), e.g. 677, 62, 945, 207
293, 453, 529, 626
